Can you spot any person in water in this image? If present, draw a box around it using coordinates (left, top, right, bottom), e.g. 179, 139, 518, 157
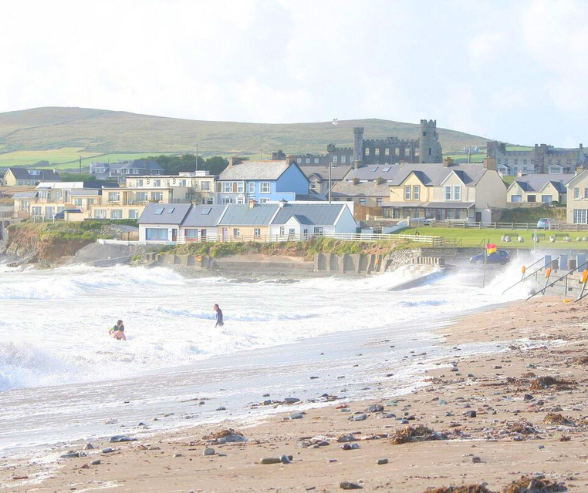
214, 304, 224, 327
109, 320, 126, 340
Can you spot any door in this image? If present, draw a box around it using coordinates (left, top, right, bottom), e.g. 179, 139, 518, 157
475, 212, 482, 223
201, 229, 207, 242
172, 229, 178, 242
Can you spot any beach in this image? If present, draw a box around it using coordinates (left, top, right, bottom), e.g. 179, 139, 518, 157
3, 294, 588, 492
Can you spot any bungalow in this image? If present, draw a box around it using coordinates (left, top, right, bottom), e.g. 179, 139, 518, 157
180, 205, 227, 242
217, 158, 309, 205
507, 174, 572, 205
218, 203, 279, 240
3, 167, 60, 186
269, 203, 356, 239
138, 203, 192, 242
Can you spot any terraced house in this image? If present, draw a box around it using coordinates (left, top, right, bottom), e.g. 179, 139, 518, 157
506, 174, 572, 206
565, 168, 588, 224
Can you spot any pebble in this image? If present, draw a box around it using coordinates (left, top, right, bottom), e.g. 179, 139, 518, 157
465, 410, 477, 418
377, 458, 388, 465
280, 454, 291, 464
260, 457, 281, 464
349, 413, 367, 421
90, 460, 101, 466
340, 481, 363, 490
174, 453, 183, 458
216, 406, 226, 411
84, 443, 95, 450
472, 456, 482, 463
102, 448, 115, 454
60, 452, 80, 459
340, 443, 360, 450
365, 404, 384, 413
438, 399, 448, 405
109, 435, 136, 443
203, 448, 215, 456
289, 413, 304, 420
285, 397, 300, 404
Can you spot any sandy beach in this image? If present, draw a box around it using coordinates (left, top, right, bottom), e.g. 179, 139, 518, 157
3, 295, 588, 492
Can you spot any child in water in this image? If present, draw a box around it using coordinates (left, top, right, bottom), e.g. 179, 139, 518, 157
109, 320, 126, 340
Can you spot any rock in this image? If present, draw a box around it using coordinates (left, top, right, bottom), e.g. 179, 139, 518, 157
174, 453, 183, 458
203, 448, 215, 456
60, 452, 80, 459
289, 413, 304, 420
102, 448, 115, 454
340, 481, 363, 489
340, 443, 360, 450
524, 394, 534, 401
337, 433, 356, 443
377, 458, 388, 465
260, 457, 281, 464
216, 406, 226, 411
280, 454, 291, 464
109, 435, 136, 443
90, 460, 101, 466
349, 413, 367, 421
472, 456, 482, 463
84, 443, 95, 450
465, 410, 477, 418
284, 397, 300, 404
438, 399, 448, 405
365, 404, 384, 413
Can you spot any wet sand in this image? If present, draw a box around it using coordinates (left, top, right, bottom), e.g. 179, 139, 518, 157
3, 296, 588, 492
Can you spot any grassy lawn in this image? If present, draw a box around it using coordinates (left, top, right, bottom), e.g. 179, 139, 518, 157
401, 226, 588, 249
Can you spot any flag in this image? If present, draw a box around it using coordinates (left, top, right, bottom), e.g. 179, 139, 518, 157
486, 243, 497, 255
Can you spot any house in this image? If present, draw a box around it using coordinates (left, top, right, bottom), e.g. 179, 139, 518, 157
180, 205, 227, 242
125, 171, 215, 205
3, 168, 60, 186
299, 164, 352, 196
506, 174, 572, 205
330, 164, 399, 208
138, 203, 192, 242
217, 203, 280, 240
216, 158, 309, 205
384, 158, 506, 223
90, 159, 163, 182
269, 203, 357, 239
564, 167, 588, 224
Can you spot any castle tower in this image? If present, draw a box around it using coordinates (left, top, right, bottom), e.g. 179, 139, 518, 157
419, 120, 442, 163
353, 127, 364, 169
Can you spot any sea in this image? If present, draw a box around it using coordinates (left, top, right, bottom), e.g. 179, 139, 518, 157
0, 258, 532, 456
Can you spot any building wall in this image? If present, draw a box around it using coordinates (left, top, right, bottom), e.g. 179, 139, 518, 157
139, 223, 180, 242
474, 170, 507, 210
390, 174, 430, 203
334, 207, 358, 234
90, 205, 145, 220
275, 165, 310, 196
217, 225, 271, 240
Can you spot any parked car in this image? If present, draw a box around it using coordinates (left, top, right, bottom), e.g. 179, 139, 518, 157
469, 249, 510, 266
54, 209, 82, 220
536, 218, 552, 229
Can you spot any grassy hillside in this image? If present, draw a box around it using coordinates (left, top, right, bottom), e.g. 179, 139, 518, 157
0, 107, 491, 169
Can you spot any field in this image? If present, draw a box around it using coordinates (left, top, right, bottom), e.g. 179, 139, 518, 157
401, 225, 588, 249
0, 107, 492, 166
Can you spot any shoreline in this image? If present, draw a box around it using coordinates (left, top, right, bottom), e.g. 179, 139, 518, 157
4, 296, 588, 491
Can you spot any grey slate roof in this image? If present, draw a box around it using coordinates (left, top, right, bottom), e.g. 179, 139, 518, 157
70, 189, 102, 196
511, 174, 573, 194
218, 204, 279, 225
8, 168, 61, 181
299, 165, 352, 181
331, 180, 390, 198
13, 191, 38, 198
139, 203, 192, 225
385, 202, 475, 209
272, 204, 346, 226
219, 161, 291, 181
388, 163, 487, 187
344, 165, 398, 181
182, 205, 227, 227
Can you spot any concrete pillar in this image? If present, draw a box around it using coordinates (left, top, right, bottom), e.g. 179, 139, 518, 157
560, 254, 568, 271
544, 255, 551, 269
569, 258, 577, 271
577, 253, 586, 271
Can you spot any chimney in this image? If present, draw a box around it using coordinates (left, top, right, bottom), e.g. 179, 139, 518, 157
248, 199, 257, 209
483, 157, 496, 170
286, 155, 297, 166
576, 166, 585, 176
278, 199, 287, 208
443, 157, 453, 167
517, 170, 526, 177
229, 156, 242, 166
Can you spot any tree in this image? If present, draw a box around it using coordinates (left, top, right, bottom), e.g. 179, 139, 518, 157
147, 154, 229, 176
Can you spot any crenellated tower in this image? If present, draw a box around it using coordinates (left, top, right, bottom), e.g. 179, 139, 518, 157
419, 119, 443, 163
353, 127, 364, 169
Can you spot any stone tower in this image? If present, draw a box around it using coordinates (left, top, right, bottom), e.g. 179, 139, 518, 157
353, 127, 364, 169
419, 120, 442, 163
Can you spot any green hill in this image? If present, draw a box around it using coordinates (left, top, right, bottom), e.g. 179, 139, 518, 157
0, 107, 491, 169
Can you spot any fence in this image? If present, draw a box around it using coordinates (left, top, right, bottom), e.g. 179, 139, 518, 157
419, 220, 588, 232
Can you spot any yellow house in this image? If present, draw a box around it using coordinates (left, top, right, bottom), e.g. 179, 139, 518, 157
506, 174, 572, 205
386, 159, 507, 223
565, 168, 588, 224
3, 168, 60, 186
124, 171, 215, 205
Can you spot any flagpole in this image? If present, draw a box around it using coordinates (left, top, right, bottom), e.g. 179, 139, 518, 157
483, 239, 487, 288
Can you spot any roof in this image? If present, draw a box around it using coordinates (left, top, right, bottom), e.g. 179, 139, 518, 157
12, 191, 38, 198
8, 168, 61, 181
510, 174, 573, 194
331, 180, 390, 198
218, 204, 279, 225
138, 203, 192, 224
299, 164, 352, 181
182, 205, 227, 227
219, 161, 291, 181
385, 202, 475, 209
388, 163, 488, 187
344, 165, 398, 181
70, 189, 102, 196
272, 203, 347, 226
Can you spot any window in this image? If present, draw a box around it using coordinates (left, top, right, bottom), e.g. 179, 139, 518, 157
523, 159, 527, 165
413, 185, 420, 200
237, 182, 244, 193
201, 208, 212, 215
382, 166, 391, 172
136, 192, 148, 202
222, 182, 232, 193
542, 195, 553, 203
74, 198, 83, 206
297, 158, 302, 163
154, 179, 161, 187
32, 206, 41, 216
108, 192, 120, 202
260, 182, 271, 193
514, 159, 518, 165
371, 167, 378, 172
259, 198, 269, 204
145, 228, 168, 240
377, 198, 383, 206
385, 148, 390, 156
314, 158, 319, 164
573, 209, 588, 224
497, 159, 502, 164
236, 196, 245, 204
222, 197, 233, 204
137, 179, 143, 187
87, 198, 94, 206
365, 148, 370, 156
575, 187, 580, 199
233, 228, 240, 237
359, 198, 366, 206
306, 158, 310, 163
333, 156, 338, 164
254, 228, 261, 238
111, 209, 123, 219
584, 188, 588, 198
445, 186, 451, 200
511, 195, 522, 203
155, 208, 164, 215
248, 182, 255, 194
341, 155, 346, 164
201, 181, 210, 191
129, 209, 139, 219
280, 226, 285, 236
185, 229, 198, 240
314, 227, 323, 235
94, 209, 107, 218
404, 185, 411, 200
527, 195, 536, 202
179, 179, 187, 187
453, 185, 461, 201
375, 148, 380, 156
167, 207, 175, 214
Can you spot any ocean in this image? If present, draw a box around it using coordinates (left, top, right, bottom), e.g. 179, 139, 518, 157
0, 260, 530, 454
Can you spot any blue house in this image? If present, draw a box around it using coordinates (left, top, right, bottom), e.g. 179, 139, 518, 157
216, 159, 310, 205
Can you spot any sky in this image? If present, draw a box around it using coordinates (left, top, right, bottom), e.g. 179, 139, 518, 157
0, 0, 586, 147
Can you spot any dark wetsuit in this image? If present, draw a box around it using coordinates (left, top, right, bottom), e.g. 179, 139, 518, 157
215, 309, 224, 327
113, 324, 124, 332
